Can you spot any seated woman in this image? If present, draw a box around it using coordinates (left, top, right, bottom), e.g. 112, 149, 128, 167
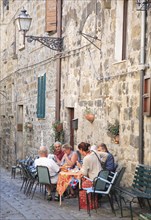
60, 143, 79, 198
97, 143, 116, 172
60, 143, 78, 168
76, 142, 103, 180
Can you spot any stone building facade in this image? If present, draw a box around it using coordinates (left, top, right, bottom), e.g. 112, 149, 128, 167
60, 0, 151, 183
0, 0, 59, 165
0, 0, 151, 185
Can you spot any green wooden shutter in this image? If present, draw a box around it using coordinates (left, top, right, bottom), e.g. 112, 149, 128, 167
37, 73, 46, 118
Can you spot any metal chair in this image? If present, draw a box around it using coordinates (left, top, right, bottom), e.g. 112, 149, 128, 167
78, 171, 118, 216
111, 166, 126, 207
11, 160, 22, 179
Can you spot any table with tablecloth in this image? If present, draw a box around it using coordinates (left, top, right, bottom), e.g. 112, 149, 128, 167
57, 170, 82, 205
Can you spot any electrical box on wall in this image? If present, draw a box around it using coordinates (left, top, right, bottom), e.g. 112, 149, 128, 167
72, 118, 78, 130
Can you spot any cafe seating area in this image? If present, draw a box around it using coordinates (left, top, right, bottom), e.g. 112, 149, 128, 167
11, 156, 151, 220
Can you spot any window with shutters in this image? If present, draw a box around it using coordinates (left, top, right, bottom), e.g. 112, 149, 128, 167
143, 75, 151, 116
115, 0, 128, 61
45, 0, 57, 32
37, 74, 46, 119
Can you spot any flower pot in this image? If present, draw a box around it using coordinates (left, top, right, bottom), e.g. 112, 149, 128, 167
56, 123, 63, 132
114, 135, 119, 144
85, 114, 95, 123
27, 123, 33, 129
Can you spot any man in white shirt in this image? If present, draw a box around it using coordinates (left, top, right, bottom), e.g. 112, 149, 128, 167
34, 146, 60, 200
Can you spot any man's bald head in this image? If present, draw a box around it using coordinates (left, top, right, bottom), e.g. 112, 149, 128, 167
38, 146, 48, 157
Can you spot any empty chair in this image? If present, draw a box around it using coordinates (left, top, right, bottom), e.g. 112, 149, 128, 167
78, 170, 118, 216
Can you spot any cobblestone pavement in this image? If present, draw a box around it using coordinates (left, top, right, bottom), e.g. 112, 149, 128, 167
0, 166, 142, 220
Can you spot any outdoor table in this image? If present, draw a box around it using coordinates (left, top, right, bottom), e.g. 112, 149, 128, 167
57, 169, 82, 205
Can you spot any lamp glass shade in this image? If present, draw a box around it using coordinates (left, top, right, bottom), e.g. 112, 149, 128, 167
16, 9, 32, 32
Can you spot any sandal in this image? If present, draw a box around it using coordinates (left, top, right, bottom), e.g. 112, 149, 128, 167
65, 193, 76, 199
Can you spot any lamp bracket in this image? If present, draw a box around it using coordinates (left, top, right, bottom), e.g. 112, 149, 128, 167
136, 0, 151, 10
25, 35, 63, 51
79, 31, 101, 51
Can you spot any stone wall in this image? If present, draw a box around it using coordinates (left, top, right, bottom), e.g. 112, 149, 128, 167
0, 0, 57, 166
0, 0, 150, 186
61, 0, 151, 186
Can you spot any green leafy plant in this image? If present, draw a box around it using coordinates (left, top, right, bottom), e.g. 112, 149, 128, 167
84, 107, 93, 115
107, 120, 119, 137
51, 120, 64, 149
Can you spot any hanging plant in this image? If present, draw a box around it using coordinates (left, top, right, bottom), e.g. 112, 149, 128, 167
107, 120, 119, 144
84, 107, 95, 123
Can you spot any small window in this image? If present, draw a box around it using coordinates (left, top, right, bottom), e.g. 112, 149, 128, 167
143, 75, 151, 116
17, 105, 23, 132
122, 0, 128, 60
45, 0, 57, 32
37, 74, 46, 119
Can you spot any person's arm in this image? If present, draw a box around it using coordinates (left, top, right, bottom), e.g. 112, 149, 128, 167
80, 157, 89, 177
54, 155, 62, 165
76, 161, 82, 169
64, 152, 78, 167
50, 159, 60, 173
98, 152, 108, 163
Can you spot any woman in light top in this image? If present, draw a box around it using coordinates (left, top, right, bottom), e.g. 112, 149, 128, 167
77, 142, 103, 180
60, 143, 78, 168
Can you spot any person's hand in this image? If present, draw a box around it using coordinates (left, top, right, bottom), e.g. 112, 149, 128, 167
54, 155, 57, 160
76, 161, 81, 168
64, 154, 68, 161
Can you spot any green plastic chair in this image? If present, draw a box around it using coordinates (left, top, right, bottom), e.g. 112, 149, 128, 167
31, 166, 51, 199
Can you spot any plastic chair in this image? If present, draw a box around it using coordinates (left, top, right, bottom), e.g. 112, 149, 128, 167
31, 166, 52, 199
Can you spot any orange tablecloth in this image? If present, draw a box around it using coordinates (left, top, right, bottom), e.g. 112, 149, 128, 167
57, 170, 81, 196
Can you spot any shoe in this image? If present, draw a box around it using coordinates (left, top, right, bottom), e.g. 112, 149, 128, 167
54, 196, 59, 201
47, 195, 52, 201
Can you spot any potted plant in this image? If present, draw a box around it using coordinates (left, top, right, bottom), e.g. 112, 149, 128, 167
52, 120, 64, 143
24, 122, 33, 131
52, 120, 63, 132
107, 120, 119, 144
84, 107, 95, 123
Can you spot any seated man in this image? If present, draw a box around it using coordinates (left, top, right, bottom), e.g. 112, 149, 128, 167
34, 146, 60, 200
53, 141, 64, 164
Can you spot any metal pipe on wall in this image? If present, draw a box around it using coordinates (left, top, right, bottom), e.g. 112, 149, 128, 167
55, 0, 62, 121
139, 1, 147, 164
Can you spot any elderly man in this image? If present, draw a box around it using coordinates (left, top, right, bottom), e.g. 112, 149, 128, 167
34, 146, 60, 200
53, 141, 64, 162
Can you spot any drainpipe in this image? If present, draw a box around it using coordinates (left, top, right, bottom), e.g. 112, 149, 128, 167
55, 0, 62, 121
139, 1, 146, 164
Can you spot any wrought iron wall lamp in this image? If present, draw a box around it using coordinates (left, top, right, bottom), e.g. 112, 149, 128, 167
16, 9, 63, 51
136, 0, 151, 10
79, 31, 101, 50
